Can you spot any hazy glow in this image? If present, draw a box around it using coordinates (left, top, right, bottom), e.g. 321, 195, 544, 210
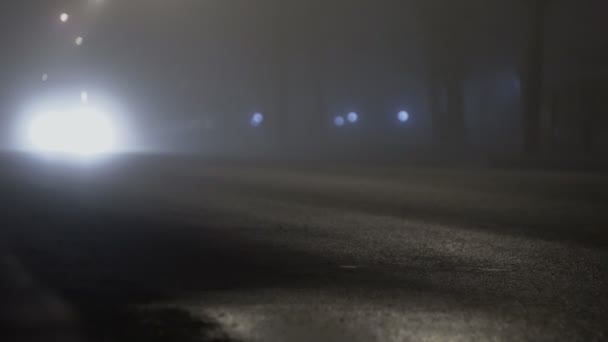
81, 91, 89, 105
42, 73, 49, 82
334, 116, 345, 127
28, 107, 115, 156
347, 112, 359, 123
398, 110, 410, 123
75, 36, 84, 46
251, 112, 264, 127
60, 13, 69, 23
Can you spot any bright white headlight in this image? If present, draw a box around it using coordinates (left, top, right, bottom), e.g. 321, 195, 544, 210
27, 106, 115, 156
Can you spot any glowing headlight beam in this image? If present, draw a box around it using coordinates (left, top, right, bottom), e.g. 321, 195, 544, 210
27, 107, 115, 157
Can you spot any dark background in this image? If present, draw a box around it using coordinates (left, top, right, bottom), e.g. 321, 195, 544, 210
1, 2, 608, 341
1, 0, 607, 163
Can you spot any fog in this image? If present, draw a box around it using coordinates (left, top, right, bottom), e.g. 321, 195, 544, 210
1, 0, 607, 166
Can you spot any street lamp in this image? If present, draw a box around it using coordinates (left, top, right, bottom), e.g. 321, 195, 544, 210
398, 110, 410, 123
334, 116, 345, 127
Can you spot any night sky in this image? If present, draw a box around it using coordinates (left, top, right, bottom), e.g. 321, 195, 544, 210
1, 0, 607, 159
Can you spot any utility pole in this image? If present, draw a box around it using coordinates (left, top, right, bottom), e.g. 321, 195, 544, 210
274, 0, 289, 155
522, 0, 546, 158
417, 1, 468, 154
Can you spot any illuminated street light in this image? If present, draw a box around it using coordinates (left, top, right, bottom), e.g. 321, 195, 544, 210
347, 112, 359, 123
60, 13, 69, 23
75, 36, 84, 46
81, 91, 89, 105
398, 110, 410, 123
334, 116, 345, 127
250, 112, 264, 127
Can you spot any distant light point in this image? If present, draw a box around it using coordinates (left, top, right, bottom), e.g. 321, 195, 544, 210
81, 91, 89, 105
75, 36, 84, 46
251, 112, 264, 127
334, 116, 345, 127
60, 13, 69, 23
347, 112, 359, 123
398, 110, 410, 123
42, 73, 49, 82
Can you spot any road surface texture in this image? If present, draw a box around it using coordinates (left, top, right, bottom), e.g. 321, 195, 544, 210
1, 154, 607, 341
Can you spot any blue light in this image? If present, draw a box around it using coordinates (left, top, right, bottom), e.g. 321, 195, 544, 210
347, 112, 359, 123
398, 110, 410, 123
250, 112, 264, 127
334, 116, 345, 127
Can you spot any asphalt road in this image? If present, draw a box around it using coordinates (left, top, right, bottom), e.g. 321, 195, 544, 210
1, 155, 607, 341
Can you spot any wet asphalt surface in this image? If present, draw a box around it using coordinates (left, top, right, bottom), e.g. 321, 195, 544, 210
1, 154, 607, 341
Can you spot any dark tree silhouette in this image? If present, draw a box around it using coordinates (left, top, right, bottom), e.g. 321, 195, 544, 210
521, 0, 546, 158
416, 1, 468, 154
